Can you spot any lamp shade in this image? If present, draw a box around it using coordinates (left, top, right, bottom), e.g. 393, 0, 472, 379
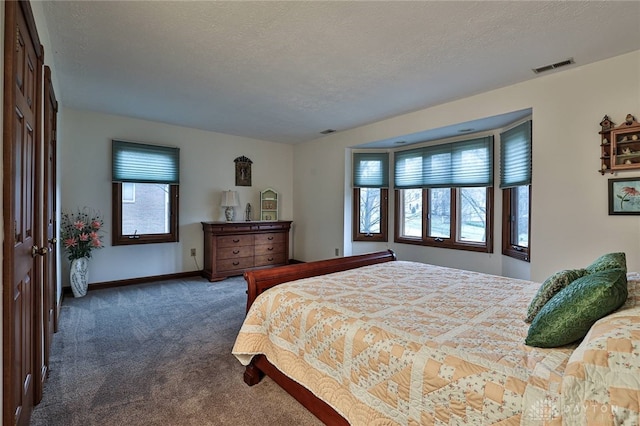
221, 190, 239, 207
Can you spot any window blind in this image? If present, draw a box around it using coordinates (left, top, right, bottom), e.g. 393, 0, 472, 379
112, 140, 180, 184
353, 152, 389, 188
394, 136, 493, 189
500, 121, 532, 188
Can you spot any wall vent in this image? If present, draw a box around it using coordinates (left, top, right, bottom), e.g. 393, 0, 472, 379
532, 58, 574, 74
320, 129, 336, 134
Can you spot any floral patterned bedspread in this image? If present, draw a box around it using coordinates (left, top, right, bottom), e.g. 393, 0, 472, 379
232, 261, 584, 425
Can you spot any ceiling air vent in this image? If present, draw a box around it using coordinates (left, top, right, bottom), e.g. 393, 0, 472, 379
532, 58, 574, 74
320, 129, 336, 134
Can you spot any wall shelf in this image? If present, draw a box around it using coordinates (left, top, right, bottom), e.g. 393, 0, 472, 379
599, 114, 640, 174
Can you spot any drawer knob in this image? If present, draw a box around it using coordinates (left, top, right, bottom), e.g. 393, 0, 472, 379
233, 261, 240, 266
267, 247, 274, 251
233, 250, 240, 254
233, 239, 240, 243
267, 236, 274, 240
268, 257, 274, 261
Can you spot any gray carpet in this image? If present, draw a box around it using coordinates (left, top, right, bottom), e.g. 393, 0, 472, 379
30, 277, 323, 426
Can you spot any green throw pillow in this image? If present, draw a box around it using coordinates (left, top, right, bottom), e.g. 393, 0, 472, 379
524, 269, 588, 323
585, 252, 627, 274
525, 268, 628, 348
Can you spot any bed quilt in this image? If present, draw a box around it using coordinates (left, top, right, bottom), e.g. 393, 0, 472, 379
232, 261, 580, 425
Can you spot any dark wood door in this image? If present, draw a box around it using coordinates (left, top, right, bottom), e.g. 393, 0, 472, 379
2, 1, 43, 425
35, 65, 58, 403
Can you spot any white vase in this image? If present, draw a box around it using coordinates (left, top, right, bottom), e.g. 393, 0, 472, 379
70, 257, 89, 298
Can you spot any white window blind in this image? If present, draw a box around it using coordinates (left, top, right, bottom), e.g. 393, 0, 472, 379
353, 152, 389, 188
112, 140, 180, 184
394, 137, 493, 189
500, 121, 532, 188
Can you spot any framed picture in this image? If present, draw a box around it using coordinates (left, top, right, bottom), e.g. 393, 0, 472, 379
234, 156, 252, 187
608, 177, 640, 215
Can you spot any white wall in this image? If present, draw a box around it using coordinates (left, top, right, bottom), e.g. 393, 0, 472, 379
60, 108, 293, 284
294, 51, 640, 283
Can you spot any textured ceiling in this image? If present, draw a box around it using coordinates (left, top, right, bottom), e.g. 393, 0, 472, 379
41, 1, 640, 145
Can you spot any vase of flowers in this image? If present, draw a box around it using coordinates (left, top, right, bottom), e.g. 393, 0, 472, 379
61, 207, 104, 297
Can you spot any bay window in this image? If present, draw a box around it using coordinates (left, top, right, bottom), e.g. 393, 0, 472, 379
394, 137, 493, 252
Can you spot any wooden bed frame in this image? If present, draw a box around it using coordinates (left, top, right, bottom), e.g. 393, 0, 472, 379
241, 250, 397, 425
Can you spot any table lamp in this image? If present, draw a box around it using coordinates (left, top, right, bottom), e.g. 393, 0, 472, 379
221, 190, 239, 221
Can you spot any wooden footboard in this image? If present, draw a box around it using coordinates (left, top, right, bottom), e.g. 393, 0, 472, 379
241, 250, 397, 424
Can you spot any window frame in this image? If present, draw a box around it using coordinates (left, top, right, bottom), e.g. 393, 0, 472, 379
393, 135, 493, 253
352, 151, 390, 243
394, 187, 493, 253
502, 185, 530, 261
353, 187, 388, 242
112, 182, 179, 245
499, 120, 532, 261
111, 139, 180, 246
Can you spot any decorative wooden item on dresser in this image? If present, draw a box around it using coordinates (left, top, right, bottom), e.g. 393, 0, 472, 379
201, 220, 292, 281
599, 114, 640, 174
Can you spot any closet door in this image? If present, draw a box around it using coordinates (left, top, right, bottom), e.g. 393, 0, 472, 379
3, 1, 44, 425
35, 65, 58, 403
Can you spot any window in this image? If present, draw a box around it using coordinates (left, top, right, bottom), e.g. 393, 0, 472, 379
122, 182, 136, 203
394, 137, 493, 252
112, 140, 180, 245
396, 187, 492, 251
500, 121, 532, 261
352, 152, 389, 242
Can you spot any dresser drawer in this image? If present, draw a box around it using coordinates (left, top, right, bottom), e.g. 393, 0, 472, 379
217, 235, 254, 248
255, 243, 284, 256
217, 256, 254, 272
217, 245, 254, 260
254, 232, 285, 245
254, 253, 287, 267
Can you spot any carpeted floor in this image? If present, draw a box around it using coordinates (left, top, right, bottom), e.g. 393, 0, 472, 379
30, 276, 322, 426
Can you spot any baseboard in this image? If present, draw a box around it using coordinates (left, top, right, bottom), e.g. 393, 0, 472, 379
62, 264, 304, 296
62, 270, 204, 296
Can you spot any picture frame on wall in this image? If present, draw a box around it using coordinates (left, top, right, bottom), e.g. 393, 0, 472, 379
608, 177, 640, 215
234, 156, 252, 187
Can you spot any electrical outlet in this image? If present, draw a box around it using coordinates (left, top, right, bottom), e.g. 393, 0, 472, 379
190, 248, 196, 257
335, 248, 339, 256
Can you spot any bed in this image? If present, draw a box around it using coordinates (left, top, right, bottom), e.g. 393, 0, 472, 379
232, 250, 640, 425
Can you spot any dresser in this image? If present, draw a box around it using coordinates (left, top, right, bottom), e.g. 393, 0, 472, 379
201, 221, 292, 281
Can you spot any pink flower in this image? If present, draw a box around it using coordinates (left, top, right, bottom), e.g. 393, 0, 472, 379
61, 208, 104, 261
619, 186, 640, 210
64, 237, 77, 248
622, 186, 640, 196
